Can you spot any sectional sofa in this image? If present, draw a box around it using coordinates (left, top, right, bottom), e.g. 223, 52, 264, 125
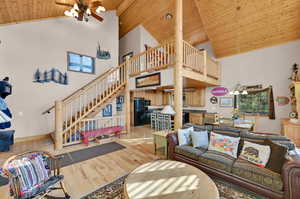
167, 124, 300, 199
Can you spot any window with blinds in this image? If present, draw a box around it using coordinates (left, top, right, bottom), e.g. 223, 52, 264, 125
67, 52, 95, 74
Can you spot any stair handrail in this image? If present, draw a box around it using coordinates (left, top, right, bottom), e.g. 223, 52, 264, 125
63, 63, 126, 105
42, 65, 120, 114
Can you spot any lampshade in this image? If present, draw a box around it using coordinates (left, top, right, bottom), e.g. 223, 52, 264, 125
96, 6, 106, 13
73, 3, 79, 10
86, 8, 92, 15
242, 90, 248, 95
233, 90, 240, 95
64, 10, 73, 17
161, 105, 176, 115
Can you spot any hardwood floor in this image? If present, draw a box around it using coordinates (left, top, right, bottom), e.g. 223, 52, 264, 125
0, 126, 161, 199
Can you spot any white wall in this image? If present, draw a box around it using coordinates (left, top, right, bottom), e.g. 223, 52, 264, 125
197, 40, 300, 134
119, 25, 159, 64
0, 11, 119, 138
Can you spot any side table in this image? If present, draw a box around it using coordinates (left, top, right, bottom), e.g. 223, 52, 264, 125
152, 130, 172, 158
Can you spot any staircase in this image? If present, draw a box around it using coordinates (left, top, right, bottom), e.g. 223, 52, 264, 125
52, 63, 128, 149
48, 39, 220, 150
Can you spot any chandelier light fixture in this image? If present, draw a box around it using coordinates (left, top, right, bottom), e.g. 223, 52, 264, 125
229, 83, 248, 95
59, 0, 106, 22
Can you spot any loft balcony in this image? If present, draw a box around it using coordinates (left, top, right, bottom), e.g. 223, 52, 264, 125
127, 40, 221, 87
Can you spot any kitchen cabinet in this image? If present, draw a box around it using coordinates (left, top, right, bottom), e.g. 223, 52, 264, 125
189, 112, 204, 125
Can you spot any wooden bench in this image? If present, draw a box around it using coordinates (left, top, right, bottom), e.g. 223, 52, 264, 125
81, 126, 122, 146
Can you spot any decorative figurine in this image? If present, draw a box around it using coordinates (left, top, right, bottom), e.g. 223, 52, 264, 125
290, 63, 300, 81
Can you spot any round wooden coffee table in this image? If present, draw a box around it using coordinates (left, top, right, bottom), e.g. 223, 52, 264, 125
124, 160, 219, 199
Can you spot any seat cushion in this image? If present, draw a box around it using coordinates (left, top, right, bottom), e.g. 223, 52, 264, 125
232, 159, 283, 192
175, 145, 206, 160
19, 175, 64, 199
198, 150, 236, 172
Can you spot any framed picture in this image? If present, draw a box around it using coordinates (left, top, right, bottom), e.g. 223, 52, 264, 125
116, 96, 124, 111
122, 51, 133, 63
102, 104, 113, 117
219, 97, 234, 108
136, 73, 161, 88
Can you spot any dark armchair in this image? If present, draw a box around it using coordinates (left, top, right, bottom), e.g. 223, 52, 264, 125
0, 130, 15, 151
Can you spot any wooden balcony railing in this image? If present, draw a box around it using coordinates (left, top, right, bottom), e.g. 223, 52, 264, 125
127, 39, 221, 82
128, 40, 176, 76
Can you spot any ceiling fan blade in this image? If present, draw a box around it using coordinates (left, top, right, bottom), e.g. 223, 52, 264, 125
91, 11, 103, 22
55, 1, 73, 7
90, 1, 102, 9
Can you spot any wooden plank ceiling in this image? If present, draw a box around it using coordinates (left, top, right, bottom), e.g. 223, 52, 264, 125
118, 0, 208, 45
1, 0, 300, 57
194, 0, 300, 57
0, 0, 123, 25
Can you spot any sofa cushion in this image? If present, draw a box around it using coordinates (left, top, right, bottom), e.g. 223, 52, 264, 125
232, 158, 283, 192
265, 139, 288, 173
184, 123, 213, 132
240, 131, 295, 151
208, 132, 240, 158
212, 126, 241, 137
175, 145, 206, 160
198, 150, 236, 172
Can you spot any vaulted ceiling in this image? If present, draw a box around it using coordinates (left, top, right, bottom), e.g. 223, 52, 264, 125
0, 0, 122, 24
1, 0, 300, 58
118, 0, 208, 45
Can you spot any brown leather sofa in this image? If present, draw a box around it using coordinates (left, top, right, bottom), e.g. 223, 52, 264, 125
167, 124, 300, 199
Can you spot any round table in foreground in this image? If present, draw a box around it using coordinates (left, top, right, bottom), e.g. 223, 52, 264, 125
124, 160, 219, 199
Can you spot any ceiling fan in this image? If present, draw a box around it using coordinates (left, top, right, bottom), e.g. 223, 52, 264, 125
55, 0, 106, 22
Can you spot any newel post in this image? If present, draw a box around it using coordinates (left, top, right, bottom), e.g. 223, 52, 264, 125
125, 56, 131, 133
203, 50, 207, 79
55, 100, 63, 150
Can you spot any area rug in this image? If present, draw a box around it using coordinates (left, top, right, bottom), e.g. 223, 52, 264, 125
81, 175, 268, 199
0, 142, 126, 186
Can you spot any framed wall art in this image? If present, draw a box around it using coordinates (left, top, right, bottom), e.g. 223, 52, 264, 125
136, 73, 161, 88
219, 97, 234, 108
102, 104, 113, 117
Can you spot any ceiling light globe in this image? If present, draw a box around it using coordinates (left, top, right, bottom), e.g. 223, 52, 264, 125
64, 10, 73, 17
96, 6, 106, 13
233, 91, 240, 95
242, 90, 248, 95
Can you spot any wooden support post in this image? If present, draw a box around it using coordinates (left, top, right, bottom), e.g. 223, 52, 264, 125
174, 0, 183, 130
55, 100, 63, 150
203, 50, 207, 79
125, 57, 131, 133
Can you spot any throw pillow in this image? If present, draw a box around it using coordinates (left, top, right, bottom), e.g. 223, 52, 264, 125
240, 141, 271, 168
191, 130, 209, 149
265, 139, 288, 173
208, 132, 240, 158
178, 127, 193, 146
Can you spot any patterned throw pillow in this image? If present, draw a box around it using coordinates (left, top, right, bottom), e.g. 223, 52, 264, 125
178, 127, 194, 146
208, 132, 240, 158
8, 155, 49, 192
240, 141, 271, 168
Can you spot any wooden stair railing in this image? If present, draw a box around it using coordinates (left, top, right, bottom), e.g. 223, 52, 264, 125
42, 67, 115, 115
54, 63, 127, 149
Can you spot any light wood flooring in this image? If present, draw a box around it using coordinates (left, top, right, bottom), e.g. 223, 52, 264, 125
0, 126, 160, 199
